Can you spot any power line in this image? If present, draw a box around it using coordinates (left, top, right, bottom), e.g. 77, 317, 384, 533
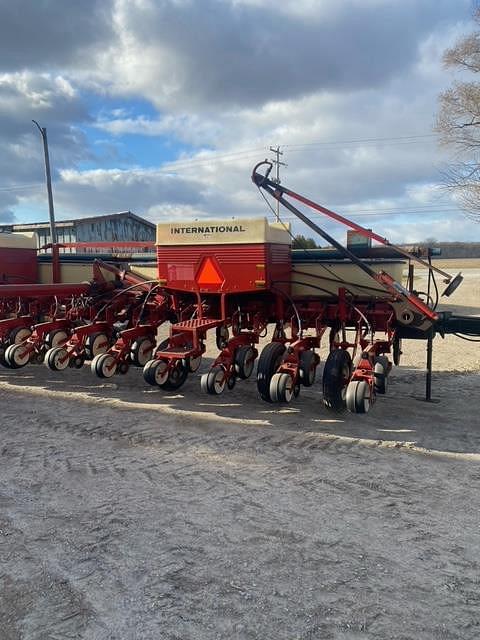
284, 133, 438, 149
0, 183, 43, 192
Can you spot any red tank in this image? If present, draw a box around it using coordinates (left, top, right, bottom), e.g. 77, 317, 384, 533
0, 232, 38, 284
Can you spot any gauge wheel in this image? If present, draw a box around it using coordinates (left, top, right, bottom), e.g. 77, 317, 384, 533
322, 349, 352, 412
69, 354, 86, 369
143, 359, 169, 386
85, 332, 109, 359
299, 350, 317, 387
9, 326, 32, 344
187, 353, 202, 373
91, 353, 117, 378
346, 380, 371, 414
234, 345, 256, 379
216, 326, 229, 350
392, 335, 402, 366
201, 365, 226, 395
4, 343, 31, 369
45, 347, 70, 371
269, 372, 294, 403
45, 329, 68, 349
30, 351, 45, 365
160, 359, 188, 390
374, 355, 389, 395
130, 337, 155, 367
256, 342, 286, 402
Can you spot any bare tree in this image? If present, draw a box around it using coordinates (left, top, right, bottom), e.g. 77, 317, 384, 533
436, 10, 480, 219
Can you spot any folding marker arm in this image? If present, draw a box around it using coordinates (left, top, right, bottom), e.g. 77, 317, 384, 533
252, 161, 463, 297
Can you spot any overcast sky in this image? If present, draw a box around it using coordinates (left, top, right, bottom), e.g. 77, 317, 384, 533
0, 0, 477, 243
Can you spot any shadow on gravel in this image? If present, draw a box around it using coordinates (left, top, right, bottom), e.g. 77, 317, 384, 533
0, 359, 479, 456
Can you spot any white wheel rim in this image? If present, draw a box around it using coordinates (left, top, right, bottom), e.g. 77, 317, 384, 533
284, 375, 293, 402
13, 328, 31, 343
50, 331, 68, 348
53, 349, 69, 370
214, 369, 225, 393
154, 360, 169, 385
189, 355, 202, 372
11, 346, 30, 366
91, 333, 108, 356
361, 382, 371, 413
101, 356, 116, 378
133, 340, 153, 366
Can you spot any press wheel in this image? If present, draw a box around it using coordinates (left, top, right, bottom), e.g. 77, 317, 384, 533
234, 345, 255, 379
269, 372, 294, 403
130, 337, 155, 367
45, 347, 70, 371
4, 343, 31, 369
160, 359, 188, 390
201, 365, 226, 395
91, 353, 117, 378
299, 350, 317, 387
374, 355, 389, 395
346, 380, 371, 414
143, 359, 169, 386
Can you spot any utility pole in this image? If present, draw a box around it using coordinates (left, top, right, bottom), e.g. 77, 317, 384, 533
32, 120, 60, 282
269, 145, 287, 221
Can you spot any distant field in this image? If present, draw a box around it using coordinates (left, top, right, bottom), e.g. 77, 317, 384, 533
431, 257, 480, 269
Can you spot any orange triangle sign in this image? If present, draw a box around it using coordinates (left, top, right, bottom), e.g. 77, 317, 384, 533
196, 257, 224, 285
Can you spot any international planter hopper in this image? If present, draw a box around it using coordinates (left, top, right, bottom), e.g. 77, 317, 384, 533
0, 161, 478, 414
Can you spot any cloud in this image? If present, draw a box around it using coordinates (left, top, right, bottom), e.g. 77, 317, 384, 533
0, 0, 114, 72
0, 0, 477, 244
98, 0, 470, 110
54, 167, 208, 218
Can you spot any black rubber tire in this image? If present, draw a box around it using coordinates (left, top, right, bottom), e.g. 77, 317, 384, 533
299, 350, 317, 387
322, 349, 352, 412
160, 359, 188, 390
234, 345, 255, 380
216, 326, 229, 350
69, 354, 86, 369
9, 326, 32, 344
374, 355, 389, 395
130, 337, 154, 367
85, 332, 109, 360
392, 335, 402, 366
256, 342, 286, 402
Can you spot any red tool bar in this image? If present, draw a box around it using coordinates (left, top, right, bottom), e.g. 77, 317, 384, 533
0, 283, 91, 297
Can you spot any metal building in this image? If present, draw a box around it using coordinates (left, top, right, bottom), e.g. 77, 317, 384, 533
0, 211, 155, 252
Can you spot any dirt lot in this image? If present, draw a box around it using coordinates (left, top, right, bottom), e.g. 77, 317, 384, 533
1, 264, 480, 640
